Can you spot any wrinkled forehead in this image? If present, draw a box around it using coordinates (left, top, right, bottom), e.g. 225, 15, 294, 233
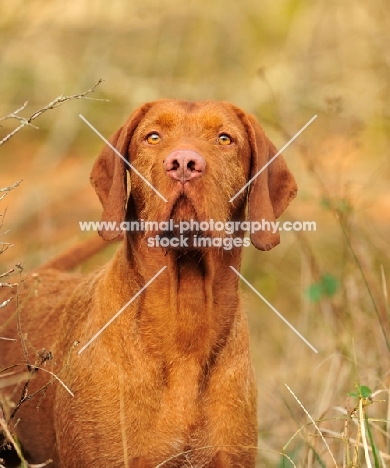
134, 100, 247, 141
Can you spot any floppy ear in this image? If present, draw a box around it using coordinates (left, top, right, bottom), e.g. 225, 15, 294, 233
90, 103, 153, 241
244, 113, 298, 251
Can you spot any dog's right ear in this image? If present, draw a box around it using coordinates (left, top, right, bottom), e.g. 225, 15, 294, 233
90, 103, 153, 241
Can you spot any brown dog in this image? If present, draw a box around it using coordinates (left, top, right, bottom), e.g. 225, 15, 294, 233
0, 100, 297, 467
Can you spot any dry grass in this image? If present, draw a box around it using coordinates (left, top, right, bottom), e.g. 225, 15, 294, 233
1, 0, 389, 466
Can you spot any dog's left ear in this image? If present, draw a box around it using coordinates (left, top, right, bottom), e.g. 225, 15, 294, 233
90, 103, 154, 241
243, 113, 298, 251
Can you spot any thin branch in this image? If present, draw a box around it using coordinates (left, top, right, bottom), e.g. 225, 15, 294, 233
28, 365, 74, 397
0, 298, 12, 309
0, 416, 27, 465
0, 79, 107, 146
285, 383, 338, 468
0, 180, 22, 201
0, 180, 22, 194
0, 269, 14, 280
0, 283, 17, 289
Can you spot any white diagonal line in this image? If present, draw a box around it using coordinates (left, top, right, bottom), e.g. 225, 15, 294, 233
78, 266, 167, 354
230, 266, 318, 353
230, 115, 317, 203
79, 114, 168, 202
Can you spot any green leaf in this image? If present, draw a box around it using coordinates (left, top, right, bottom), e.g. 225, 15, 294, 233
358, 385, 372, 398
307, 283, 323, 302
321, 274, 339, 297
337, 198, 353, 214
320, 197, 332, 210
306, 274, 339, 302
348, 385, 372, 399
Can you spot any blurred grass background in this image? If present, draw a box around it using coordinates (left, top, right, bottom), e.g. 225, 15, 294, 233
1, 0, 390, 466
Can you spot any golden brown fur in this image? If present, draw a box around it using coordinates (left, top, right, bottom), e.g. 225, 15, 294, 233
0, 100, 297, 467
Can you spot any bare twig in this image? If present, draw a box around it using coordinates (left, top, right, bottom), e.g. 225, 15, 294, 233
0, 181, 22, 201
0, 269, 15, 280
0, 415, 26, 466
357, 399, 373, 468
0, 298, 12, 310
9, 356, 72, 419
6, 294, 77, 420
30, 461, 53, 467
0, 79, 106, 146
0, 181, 22, 193
28, 366, 74, 397
0, 413, 53, 467
0, 243, 13, 256
285, 383, 338, 468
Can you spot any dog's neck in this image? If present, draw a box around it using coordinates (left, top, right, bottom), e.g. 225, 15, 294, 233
115, 234, 244, 366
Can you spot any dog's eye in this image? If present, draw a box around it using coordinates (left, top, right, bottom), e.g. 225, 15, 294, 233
146, 133, 161, 145
218, 134, 232, 145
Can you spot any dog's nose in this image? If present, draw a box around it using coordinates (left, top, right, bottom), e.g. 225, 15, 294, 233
163, 150, 206, 183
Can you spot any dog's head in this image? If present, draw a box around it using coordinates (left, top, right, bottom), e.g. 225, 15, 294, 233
90, 100, 297, 251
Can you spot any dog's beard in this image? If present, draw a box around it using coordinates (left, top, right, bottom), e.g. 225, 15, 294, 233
170, 195, 197, 226
132, 178, 241, 250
